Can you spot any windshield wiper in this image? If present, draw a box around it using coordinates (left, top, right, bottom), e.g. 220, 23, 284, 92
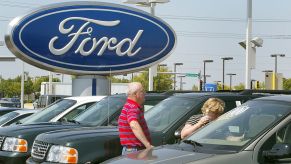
183, 140, 202, 147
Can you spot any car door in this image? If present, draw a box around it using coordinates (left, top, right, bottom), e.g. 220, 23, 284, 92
253, 114, 291, 164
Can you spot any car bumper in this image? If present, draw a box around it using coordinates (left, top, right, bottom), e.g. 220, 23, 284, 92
0, 151, 29, 164
26, 157, 51, 164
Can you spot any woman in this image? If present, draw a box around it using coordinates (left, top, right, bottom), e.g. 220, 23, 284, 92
181, 98, 225, 139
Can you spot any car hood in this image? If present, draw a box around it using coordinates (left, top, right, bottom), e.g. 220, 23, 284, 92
105, 145, 215, 164
0, 122, 82, 138
36, 126, 119, 144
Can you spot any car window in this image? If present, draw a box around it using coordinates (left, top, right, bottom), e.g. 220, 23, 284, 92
62, 102, 96, 120
258, 121, 291, 163
4, 113, 34, 126
0, 111, 19, 125
145, 97, 201, 132
74, 97, 126, 126
187, 100, 291, 151
21, 99, 76, 124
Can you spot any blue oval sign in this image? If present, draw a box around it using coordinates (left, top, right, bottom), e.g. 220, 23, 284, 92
5, 2, 176, 75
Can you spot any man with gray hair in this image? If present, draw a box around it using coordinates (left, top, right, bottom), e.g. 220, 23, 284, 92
118, 82, 153, 155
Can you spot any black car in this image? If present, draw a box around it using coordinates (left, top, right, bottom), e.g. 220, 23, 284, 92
0, 93, 168, 164
104, 95, 291, 164
27, 92, 267, 164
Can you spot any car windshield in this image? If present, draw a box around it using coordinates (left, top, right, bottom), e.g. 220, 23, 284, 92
74, 97, 126, 126
187, 100, 291, 152
145, 97, 201, 132
20, 99, 76, 124
0, 111, 19, 125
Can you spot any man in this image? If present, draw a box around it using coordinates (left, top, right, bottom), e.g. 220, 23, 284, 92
181, 98, 225, 139
118, 82, 153, 155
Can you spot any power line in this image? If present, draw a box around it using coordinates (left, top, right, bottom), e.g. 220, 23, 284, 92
161, 15, 291, 23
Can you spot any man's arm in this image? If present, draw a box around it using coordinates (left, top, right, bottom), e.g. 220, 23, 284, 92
129, 120, 153, 149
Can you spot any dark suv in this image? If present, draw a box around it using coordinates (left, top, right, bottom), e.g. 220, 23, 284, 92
27, 92, 267, 164
0, 93, 168, 164
104, 95, 291, 164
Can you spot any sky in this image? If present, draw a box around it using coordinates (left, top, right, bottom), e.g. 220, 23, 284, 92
1, 0, 291, 90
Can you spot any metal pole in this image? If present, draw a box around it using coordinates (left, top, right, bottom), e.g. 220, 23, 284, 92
180, 76, 182, 90
49, 71, 52, 95
21, 62, 24, 108
245, 0, 252, 89
148, 2, 156, 91
274, 55, 277, 89
203, 61, 206, 90
174, 64, 176, 90
222, 60, 225, 90
230, 75, 232, 91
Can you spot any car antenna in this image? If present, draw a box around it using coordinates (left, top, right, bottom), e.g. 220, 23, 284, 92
107, 68, 112, 126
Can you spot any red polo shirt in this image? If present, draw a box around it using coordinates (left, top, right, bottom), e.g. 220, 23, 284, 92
118, 99, 151, 147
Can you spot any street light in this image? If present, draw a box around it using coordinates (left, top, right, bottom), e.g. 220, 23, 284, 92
270, 54, 285, 90
177, 75, 186, 90
203, 60, 213, 90
123, 0, 169, 91
221, 57, 233, 90
226, 73, 236, 91
173, 63, 183, 90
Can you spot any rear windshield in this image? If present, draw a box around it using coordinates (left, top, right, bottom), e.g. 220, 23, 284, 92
145, 97, 201, 131
74, 97, 126, 126
21, 99, 76, 124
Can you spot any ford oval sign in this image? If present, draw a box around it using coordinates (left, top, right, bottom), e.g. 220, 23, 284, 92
5, 1, 176, 75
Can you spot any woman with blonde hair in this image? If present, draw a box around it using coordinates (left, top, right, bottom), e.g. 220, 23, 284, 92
181, 98, 225, 139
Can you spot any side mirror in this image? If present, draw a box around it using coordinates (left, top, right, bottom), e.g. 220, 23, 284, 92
263, 143, 291, 161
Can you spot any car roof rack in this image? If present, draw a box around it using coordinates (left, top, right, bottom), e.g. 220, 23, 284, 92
239, 89, 291, 95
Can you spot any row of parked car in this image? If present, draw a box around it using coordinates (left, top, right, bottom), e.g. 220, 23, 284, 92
0, 90, 290, 164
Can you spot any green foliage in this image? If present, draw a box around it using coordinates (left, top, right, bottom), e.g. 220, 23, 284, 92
110, 67, 173, 91
109, 76, 130, 83
283, 78, 291, 90
154, 66, 173, 91
234, 83, 245, 90
0, 74, 60, 98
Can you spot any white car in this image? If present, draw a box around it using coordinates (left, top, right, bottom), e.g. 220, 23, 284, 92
19, 96, 105, 124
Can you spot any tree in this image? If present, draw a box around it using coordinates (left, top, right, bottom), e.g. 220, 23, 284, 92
154, 66, 173, 91
130, 66, 173, 91
234, 83, 245, 90
283, 78, 291, 90
109, 76, 130, 83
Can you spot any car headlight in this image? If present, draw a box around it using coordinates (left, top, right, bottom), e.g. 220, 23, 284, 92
47, 145, 78, 164
2, 137, 28, 152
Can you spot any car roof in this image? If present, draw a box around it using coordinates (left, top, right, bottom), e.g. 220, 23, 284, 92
252, 95, 291, 102
64, 96, 106, 102
12, 109, 38, 114
173, 92, 244, 98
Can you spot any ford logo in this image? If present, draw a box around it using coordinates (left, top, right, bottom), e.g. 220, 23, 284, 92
5, 1, 176, 75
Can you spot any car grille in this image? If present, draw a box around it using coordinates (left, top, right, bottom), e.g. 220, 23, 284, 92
0, 136, 5, 147
31, 140, 50, 160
